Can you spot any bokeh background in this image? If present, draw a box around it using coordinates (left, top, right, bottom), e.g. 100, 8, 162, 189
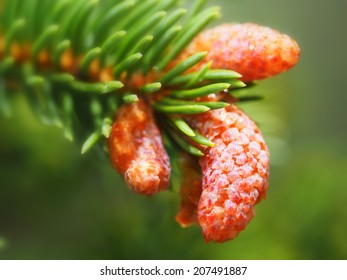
1, 0, 347, 259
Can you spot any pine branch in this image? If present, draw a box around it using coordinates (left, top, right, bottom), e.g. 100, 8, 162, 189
0, 0, 248, 156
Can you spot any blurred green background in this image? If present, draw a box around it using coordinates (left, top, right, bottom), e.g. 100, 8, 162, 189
1, 0, 347, 259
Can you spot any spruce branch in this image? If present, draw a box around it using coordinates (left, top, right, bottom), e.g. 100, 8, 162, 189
0, 0, 249, 156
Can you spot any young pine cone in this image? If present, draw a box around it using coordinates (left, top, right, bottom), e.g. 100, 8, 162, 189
108, 98, 171, 195
173, 23, 300, 82
186, 104, 269, 243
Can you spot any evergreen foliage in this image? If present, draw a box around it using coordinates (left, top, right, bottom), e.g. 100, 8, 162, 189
0, 0, 249, 156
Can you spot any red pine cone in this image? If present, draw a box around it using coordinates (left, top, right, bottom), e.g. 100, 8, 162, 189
173, 23, 300, 82
186, 104, 270, 242
108, 99, 171, 195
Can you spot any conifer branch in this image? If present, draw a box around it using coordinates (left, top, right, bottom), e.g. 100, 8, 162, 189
0, 0, 247, 156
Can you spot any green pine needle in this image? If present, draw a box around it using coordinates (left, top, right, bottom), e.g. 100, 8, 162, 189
183, 61, 211, 88
168, 69, 242, 85
79, 47, 101, 76
142, 25, 182, 72
101, 118, 113, 138
190, 131, 215, 147
113, 53, 143, 78
158, 6, 220, 70
32, 25, 59, 59
81, 131, 102, 154
100, 31, 127, 65
4, 18, 26, 53
167, 128, 204, 157
123, 94, 139, 104
159, 51, 207, 84
170, 82, 231, 98
228, 79, 247, 89
53, 39, 71, 67
71, 80, 124, 94
140, 82, 162, 94
161, 97, 230, 110
153, 103, 210, 114
169, 117, 196, 137
129, 35, 154, 56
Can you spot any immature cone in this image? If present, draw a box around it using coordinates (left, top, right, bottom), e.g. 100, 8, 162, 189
109, 99, 171, 195
173, 23, 300, 82
186, 104, 270, 242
